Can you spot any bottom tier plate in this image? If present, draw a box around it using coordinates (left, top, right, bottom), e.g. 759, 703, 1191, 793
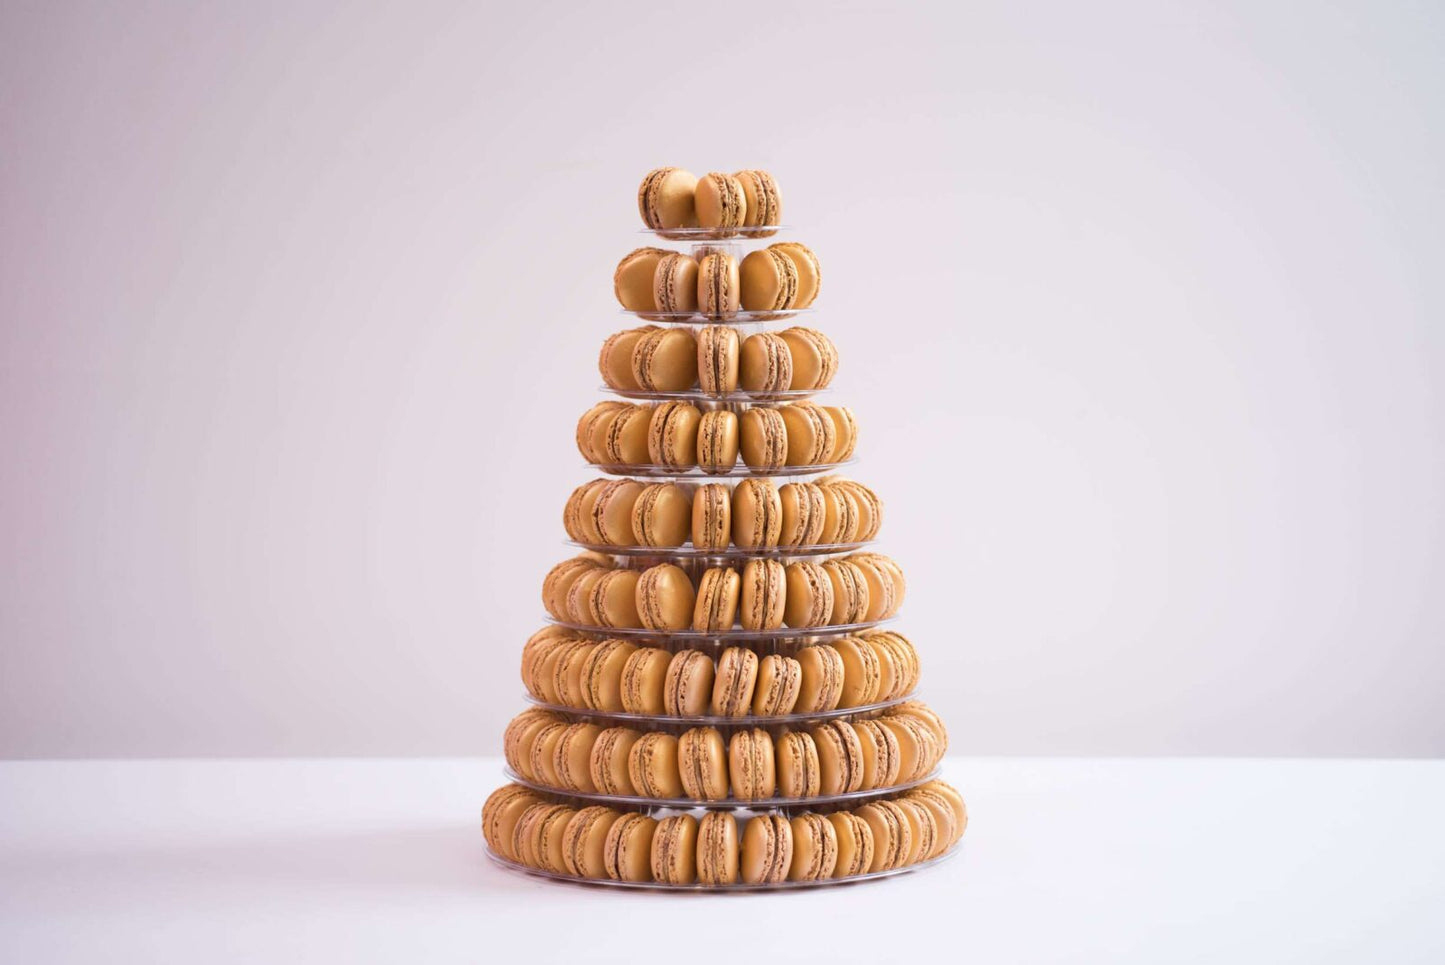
484, 841, 961, 892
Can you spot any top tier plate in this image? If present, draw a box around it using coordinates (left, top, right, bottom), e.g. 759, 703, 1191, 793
618, 308, 814, 326
641, 225, 791, 242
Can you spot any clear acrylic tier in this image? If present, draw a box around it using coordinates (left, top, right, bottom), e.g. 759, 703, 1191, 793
542, 616, 893, 646
640, 225, 790, 242
484, 840, 960, 892
600, 384, 827, 403
619, 307, 815, 326
519, 691, 917, 727
562, 538, 875, 562
588, 458, 856, 480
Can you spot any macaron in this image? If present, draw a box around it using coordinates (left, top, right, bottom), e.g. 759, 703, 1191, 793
638, 167, 698, 232
828, 811, 875, 878
710, 646, 759, 716
541, 555, 607, 620
780, 401, 837, 466
695, 172, 746, 230
602, 404, 654, 465
647, 401, 702, 469
904, 787, 957, 859
615, 248, 672, 310
677, 726, 728, 801
751, 653, 801, 716
576, 401, 628, 462
691, 483, 731, 550
779, 327, 839, 390
636, 563, 696, 631
783, 560, 835, 628
664, 649, 715, 717
895, 798, 937, 866
833, 636, 881, 708
822, 559, 870, 625
652, 252, 699, 314
739, 558, 785, 631
727, 727, 776, 800
553, 722, 603, 793
696, 410, 739, 472
812, 720, 865, 795
550, 638, 597, 707
697, 325, 740, 394
731, 477, 781, 549
775, 730, 820, 797
692, 566, 741, 632
517, 803, 577, 873
854, 552, 906, 615
591, 479, 645, 546
697, 251, 740, 319
788, 813, 838, 882
778, 482, 825, 547
696, 811, 740, 885
589, 726, 642, 796
794, 644, 844, 713
520, 628, 572, 697
852, 718, 901, 790
892, 697, 947, 751
856, 801, 911, 872
505, 712, 558, 779
632, 327, 698, 392
631, 483, 692, 548
770, 242, 821, 307
926, 779, 970, 844
580, 638, 637, 712
619, 648, 670, 715
650, 814, 699, 884
817, 483, 857, 544
598, 325, 656, 390
735, 169, 781, 235
587, 568, 642, 629
878, 715, 929, 783
824, 406, 859, 461
738, 333, 794, 392
627, 731, 683, 798
741, 814, 793, 885
862, 634, 899, 703
739, 406, 787, 469
528, 720, 569, 787
604, 812, 658, 882
562, 806, 622, 879
482, 784, 543, 861
739, 247, 799, 312
829, 480, 882, 539
848, 554, 896, 622
563, 479, 608, 543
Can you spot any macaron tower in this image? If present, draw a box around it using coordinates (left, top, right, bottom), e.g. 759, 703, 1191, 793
482, 168, 967, 890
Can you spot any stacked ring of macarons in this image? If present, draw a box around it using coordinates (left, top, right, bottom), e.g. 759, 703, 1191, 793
636, 168, 787, 239
576, 400, 858, 472
540, 554, 906, 633
521, 631, 922, 719
501, 704, 946, 803
600, 325, 838, 396
615, 245, 823, 317
563, 477, 882, 552
484, 778, 967, 884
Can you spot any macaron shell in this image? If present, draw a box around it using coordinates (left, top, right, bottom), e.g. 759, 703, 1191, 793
695, 172, 747, 229
632, 327, 698, 392
850, 555, 896, 622
638, 168, 698, 231
779, 327, 838, 390
783, 560, 835, 628
677, 726, 728, 801
794, 644, 844, 713
769, 242, 821, 307
690, 483, 731, 550
604, 812, 658, 882
863, 634, 900, 701
697, 811, 740, 885
739, 558, 786, 631
696, 409, 739, 472
824, 406, 859, 460
636, 563, 696, 631
647, 401, 702, 469
812, 720, 865, 795
734, 169, 782, 232
697, 325, 740, 393
589, 568, 642, 629
834, 636, 881, 708
554, 722, 603, 792
739, 407, 788, 469
614, 248, 672, 309
741, 813, 793, 884
780, 402, 837, 466
663, 649, 715, 716
732, 477, 782, 549
710, 646, 759, 716
822, 559, 870, 624
627, 732, 683, 798
652, 253, 700, 314
738, 334, 794, 392
778, 482, 825, 547
787, 813, 838, 882
588, 726, 642, 796
692, 567, 741, 632
697, 252, 740, 318
631, 483, 691, 548
739, 247, 799, 312
536, 804, 579, 873
619, 648, 669, 715
598, 326, 653, 390
592, 480, 644, 546
604, 405, 654, 465
650, 814, 699, 884
853, 718, 901, 790
751, 653, 801, 716
727, 727, 776, 800
776, 730, 820, 797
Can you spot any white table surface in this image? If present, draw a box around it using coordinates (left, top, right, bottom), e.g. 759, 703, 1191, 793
1, 756, 1441, 963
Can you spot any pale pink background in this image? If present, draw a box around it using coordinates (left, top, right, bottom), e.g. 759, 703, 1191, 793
2, 1, 1442, 757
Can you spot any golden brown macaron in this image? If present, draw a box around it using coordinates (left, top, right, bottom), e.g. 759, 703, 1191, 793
483, 784, 544, 862
692, 566, 741, 632
853, 718, 902, 790
752, 653, 802, 716
824, 405, 859, 461
695, 172, 747, 230
734, 169, 782, 235
741, 813, 793, 885
520, 627, 572, 697
833, 636, 882, 708
696, 409, 739, 473
575, 401, 629, 463
794, 644, 844, 713
817, 483, 857, 544
562, 806, 622, 879
812, 720, 865, 795
650, 814, 699, 884
739, 406, 788, 469
848, 553, 897, 622
826, 480, 881, 540
636, 563, 696, 631
891, 697, 947, 752
590, 479, 645, 546
589, 726, 642, 796
697, 811, 740, 885
677, 726, 729, 801
822, 558, 870, 625
788, 812, 838, 882
861, 634, 899, 703
905, 787, 957, 859
738, 334, 794, 393
828, 811, 875, 878
894, 799, 936, 867
631, 483, 692, 548
739, 558, 786, 631
541, 555, 609, 621
602, 404, 654, 465
710, 646, 759, 716
779, 327, 839, 390
783, 560, 835, 628
780, 401, 837, 466
528, 720, 569, 788
926, 779, 970, 845
696, 325, 740, 394
652, 252, 699, 314
638, 168, 698, 232
562, 479, 607, 543
628, 731, 683, 798
553, 721, 603, 793
614, 248, 672, 310
775, 729, 820, 797
664, 649, 715, 717
731, 477, 782, 549
579, 638, 638, 712
770, 242, 821, 307
516, 802, 577, 873
727, 727, 776, 800
598, 326, 655, 390
647, 401, 702, 469
632, 327, 698, 392
739, 247, 799, 312
588, 568, 642, 629
547, 638, 596, 706
856, 800, 911, 873
619, 648, 670, 715
604, 812, 658, 882
690, 483, 731, 550
505, 712, 558, 779
697, 251, 740, 319
778, 482, 825, 547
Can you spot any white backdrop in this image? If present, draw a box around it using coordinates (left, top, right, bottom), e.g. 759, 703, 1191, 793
2, 0, 1441, 758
